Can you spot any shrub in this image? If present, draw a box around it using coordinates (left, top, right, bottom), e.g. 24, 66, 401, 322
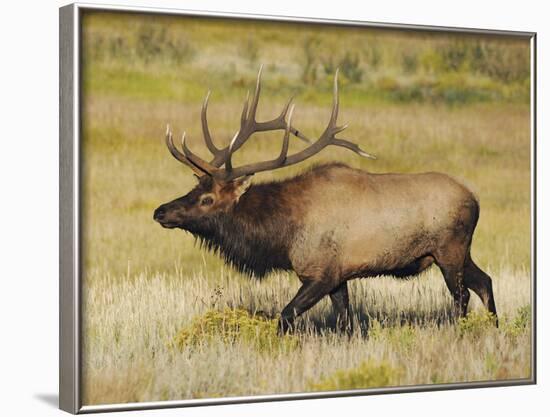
419, 50, 445, 74
108, 36, 127, 60
173, 308, 298, 352
504, 305, 531, 338
469, 41, 530, 83
164, 35, 195, 65
322, 51, 363, 83
241, 36, 259, 68
376, 76, 400, 92
401, 51, 418, 74
375, 73, 497, 105
434, 38, 529, 83
484, 352, 499, 375
321, 55, 336, 76
438, 39, 470, 72
136, 24, 163, 63
364, 43, 382, 70
340, 52, 363, 83
135, 23, 195, 65
388, 325, 416, 351
457, 310, 497, 338
367, 318, 383, 340
309, 361, 400, 391
301, 36, 321, 85
365, 319, 416, 351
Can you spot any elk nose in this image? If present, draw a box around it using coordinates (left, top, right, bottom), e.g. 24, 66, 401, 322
153, 207, 166, 222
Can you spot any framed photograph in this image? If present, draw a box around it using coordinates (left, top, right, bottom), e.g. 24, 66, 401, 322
59, 3, 536, 413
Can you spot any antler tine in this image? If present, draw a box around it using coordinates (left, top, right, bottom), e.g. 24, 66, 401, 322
219, 71, 375, 180
208, 65, 312, 169
211, 67, 263, 169
216, 106, 295, 181
225, 131, 240, 173
332, 138, 377, 159
323, 69, 375, 158
220, 64, 289, 170
180, 132, 219, 175
330, 69, 340, 125
165, 125, 208, 177
255, 94, 311, 144
201, 91, 224, 157
275, 104, 294, 164
248, 64, 263, 122
240, 90, 250, 129
278, 95, 293, 122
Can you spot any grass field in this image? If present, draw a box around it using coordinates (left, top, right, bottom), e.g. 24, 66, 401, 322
80, 12, 533, 405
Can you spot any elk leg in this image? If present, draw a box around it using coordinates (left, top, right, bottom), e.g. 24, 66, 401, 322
437, 263, 470, 318
329, 281, 353, 334
464, 254, 498, 325
278, 279, 333, 334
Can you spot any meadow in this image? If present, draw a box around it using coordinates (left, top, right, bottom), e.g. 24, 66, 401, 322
80, 12, 532, 405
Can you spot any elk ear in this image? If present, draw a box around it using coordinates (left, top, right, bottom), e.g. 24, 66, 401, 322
232, 175, 253, 200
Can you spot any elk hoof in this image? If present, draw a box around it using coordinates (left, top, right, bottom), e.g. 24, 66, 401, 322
277, 316, 294, 335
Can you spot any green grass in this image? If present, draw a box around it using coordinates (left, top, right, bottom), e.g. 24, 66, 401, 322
172, 308, 298, 353
82, 11, 530, 106
80, 11, 532, 405
309, 361, 401, 391
457, 310, 499, 338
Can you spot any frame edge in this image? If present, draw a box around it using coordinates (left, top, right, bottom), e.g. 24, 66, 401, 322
531, 32, 537, 385
60, 3, 79, 414
73, 2, 535, 37
62, 3, 537, 413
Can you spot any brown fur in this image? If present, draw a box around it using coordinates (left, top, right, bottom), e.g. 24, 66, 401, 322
154, 163, 497, 333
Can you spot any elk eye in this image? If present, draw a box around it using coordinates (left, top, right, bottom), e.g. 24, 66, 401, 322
200, 196, 214, 206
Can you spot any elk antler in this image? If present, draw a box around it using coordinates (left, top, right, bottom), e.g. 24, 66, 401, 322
166, 68, 375, 181
193, 65, 310, 167
165, 126, 209, 177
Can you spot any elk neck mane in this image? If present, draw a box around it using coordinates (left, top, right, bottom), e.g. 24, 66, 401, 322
184, 163, 350, 278
188, 176, 306, 278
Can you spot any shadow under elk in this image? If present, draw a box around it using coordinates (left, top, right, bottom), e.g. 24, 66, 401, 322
154, 67, 498, 333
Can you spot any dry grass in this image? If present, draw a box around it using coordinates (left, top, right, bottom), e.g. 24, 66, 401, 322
82, 266, 531, 404
80, 12, 532, 406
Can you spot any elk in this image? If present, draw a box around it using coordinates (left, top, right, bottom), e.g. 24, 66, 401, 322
153, 67, 497, 333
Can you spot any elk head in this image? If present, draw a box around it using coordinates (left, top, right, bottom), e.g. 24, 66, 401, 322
153, 66, 375, 231
153, 175, 253, 229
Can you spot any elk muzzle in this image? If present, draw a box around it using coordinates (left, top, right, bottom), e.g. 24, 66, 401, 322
153, 206, 166, 222
153, 203, 182, 228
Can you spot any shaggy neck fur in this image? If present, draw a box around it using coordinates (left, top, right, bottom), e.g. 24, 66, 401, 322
185, 181, 299, 278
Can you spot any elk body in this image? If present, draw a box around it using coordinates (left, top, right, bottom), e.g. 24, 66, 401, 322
154, 68, 497, 333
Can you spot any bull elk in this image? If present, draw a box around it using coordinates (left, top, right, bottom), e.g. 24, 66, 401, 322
153, 67, 497, 333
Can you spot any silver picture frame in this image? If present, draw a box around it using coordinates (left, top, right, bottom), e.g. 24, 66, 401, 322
59, 2, 537, 414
